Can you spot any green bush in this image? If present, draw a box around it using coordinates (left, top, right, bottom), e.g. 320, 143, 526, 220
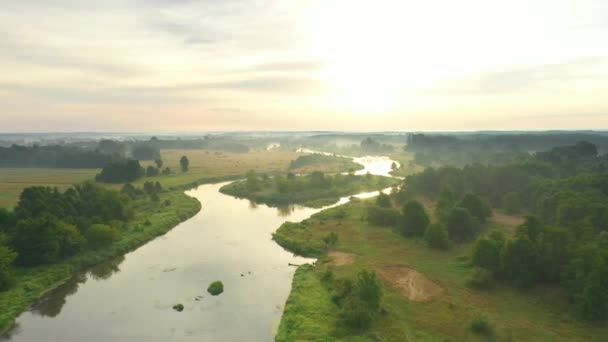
466, 267, 493, 290
424, 223, 450, 250
207, 281, 224, 296
85, 224, 121, 249
173, 303, 184, 312
376, 193, 392, 208
469, 314, 493, 336
367, 206, 400, 227
323, 232, 338, 246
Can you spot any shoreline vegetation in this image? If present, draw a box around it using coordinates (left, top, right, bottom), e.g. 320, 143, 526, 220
220, 171, 399, 208
274, 196, 608, 341
0, 190, 200, 334
0, 181, 211, 334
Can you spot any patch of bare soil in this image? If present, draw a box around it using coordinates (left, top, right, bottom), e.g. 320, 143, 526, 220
376, 265, 444, 302
491, 211, 525, 234
328, 251, 357, 266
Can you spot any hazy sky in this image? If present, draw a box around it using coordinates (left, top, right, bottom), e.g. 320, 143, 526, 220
1, 0, 607, 132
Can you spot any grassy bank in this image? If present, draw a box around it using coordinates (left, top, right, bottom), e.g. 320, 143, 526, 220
0, 190, 201, 334
220, 174, 399, 208
274, 200, 608, 341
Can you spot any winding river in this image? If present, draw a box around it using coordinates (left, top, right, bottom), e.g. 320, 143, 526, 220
2, 155, 397, 342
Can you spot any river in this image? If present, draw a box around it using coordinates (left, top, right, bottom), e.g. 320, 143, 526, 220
2, 155, 396, 342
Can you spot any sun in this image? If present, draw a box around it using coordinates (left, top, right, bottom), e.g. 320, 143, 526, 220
306, 1, 430, 114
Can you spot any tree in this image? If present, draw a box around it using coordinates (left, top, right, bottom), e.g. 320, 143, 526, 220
367, 206, 400, 227
85, 224, 121, 249
340, 270, 383, 331
563, 242, 608, 321
503, 192, 521, 214
0, 234, 17, 291
401, 200, 430, 237
146, 165, 159, 177
459, 193, 492, 222
246, 170, 260, 192
446, 207, 478, 242
154, 158, 163, 169
424, 223, 449, 250
12, 214, 84, 266
95, 159, 145, 183
180, 155, 189, 173
500, 236, 540, 289
472, 236, 502, 273
376, 193, 392, 208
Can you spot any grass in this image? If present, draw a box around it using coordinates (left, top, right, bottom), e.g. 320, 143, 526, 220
136, 149, 303, 189
274, 199, 608, 341
220, 175, 400, 208
0, 150, 310, 208
0, 168, 99, 208
0, 190, 201, 334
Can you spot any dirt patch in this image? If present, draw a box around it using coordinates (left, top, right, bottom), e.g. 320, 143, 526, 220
376, 265, 444, 302
328, 251, 357, 266
490, 211, 525, 234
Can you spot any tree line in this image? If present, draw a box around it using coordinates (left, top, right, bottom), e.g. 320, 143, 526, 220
393, 141, 608, 322
0, 182, 144, 290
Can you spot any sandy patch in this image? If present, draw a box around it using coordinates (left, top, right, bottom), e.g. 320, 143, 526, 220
376, 265, 444, 302
328, 251, 357, 266
490, 211, 525, 234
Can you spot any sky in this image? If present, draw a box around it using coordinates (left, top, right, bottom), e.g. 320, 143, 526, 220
1, 0, 607, 132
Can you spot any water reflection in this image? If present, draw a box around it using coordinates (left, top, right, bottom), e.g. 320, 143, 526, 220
31, 273, 86, 318
89, 255, 125, 281
28, 256, 125, 319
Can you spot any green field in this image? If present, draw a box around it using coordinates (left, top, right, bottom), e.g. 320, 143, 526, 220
0, 168, 99, 208
275, 199, 608, 341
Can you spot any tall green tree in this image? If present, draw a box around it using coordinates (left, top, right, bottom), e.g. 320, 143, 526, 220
401, 200, 430, 237
180, 155, 190, 173
459, 193, 492, 222
446, 207, 478, 242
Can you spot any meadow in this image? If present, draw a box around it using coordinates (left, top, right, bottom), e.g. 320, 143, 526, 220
0, 168, 99, 208
275, 199, 608, 341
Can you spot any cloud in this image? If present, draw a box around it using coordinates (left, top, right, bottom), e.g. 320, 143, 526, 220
427, 57, 608, 95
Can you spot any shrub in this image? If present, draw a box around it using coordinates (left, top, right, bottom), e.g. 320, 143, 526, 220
469, 314, 493, 336
367, 206, 400, 227
207, 281, 224, 296
85, 224, 121, 249
172, 304, 184, 312
471, 237, 502, 273
424, 223, 450, 250
376, 193, 392, 208
466, 267, 493, 289
323, 232, 339, 246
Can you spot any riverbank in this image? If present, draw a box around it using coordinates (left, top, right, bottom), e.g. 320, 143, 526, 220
274, 199, 608, 341
0, 190, 201, 334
